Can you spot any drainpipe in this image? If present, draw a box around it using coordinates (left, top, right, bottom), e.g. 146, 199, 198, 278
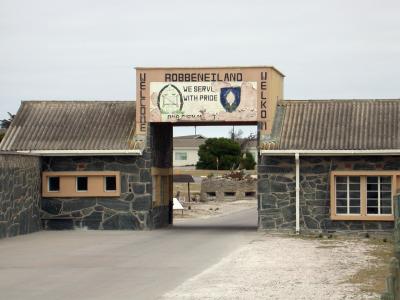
295, 153, 300, 234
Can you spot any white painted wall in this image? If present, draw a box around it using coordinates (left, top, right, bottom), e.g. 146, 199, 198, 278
173, 147, 200, 167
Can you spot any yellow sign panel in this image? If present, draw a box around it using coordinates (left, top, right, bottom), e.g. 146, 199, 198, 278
135, 66, 284, 136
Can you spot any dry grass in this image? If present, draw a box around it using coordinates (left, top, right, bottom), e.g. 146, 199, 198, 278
347, 238, 393, 295
290, 234, 394, 296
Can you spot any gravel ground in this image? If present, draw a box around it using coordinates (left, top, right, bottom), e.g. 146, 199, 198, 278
174, 199, 257, 220
162, 235, 385, 300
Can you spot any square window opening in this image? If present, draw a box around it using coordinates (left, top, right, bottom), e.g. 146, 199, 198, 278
76, 176, 88, 192
105, 176, 117, 192
245, 191, 256, 197
48, 176, 60, 192
224, 192, 236, 197
175, 152, 188, 161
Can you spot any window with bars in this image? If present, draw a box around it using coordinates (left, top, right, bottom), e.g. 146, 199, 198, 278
366, 176, 392, 215
332, 173, 394, 221
335, 176, 361, 215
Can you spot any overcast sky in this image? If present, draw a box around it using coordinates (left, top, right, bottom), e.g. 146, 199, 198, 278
1, 0, 399, 137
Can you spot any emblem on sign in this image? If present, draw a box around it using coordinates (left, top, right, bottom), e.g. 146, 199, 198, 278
157, 84, 183, 114
220, 87, 241, 113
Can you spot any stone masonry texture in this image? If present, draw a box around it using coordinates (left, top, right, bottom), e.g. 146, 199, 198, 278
41, 123, 173, 231
258, 156, 399, 232
41, 155, 155, 230
0, 154, 41, 238
200, 178, 257, 202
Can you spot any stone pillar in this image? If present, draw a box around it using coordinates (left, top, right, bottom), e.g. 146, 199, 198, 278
149, 123, 173, 228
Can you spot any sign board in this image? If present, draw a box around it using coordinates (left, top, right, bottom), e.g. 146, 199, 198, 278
173, 198, 184, 210
135, 66, 284, 137
150, 81, 257, 122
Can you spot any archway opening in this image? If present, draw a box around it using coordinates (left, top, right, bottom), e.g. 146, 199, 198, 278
170, 124, 258, 230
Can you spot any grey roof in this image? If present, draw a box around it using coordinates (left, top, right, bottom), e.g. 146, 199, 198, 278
174, 134, 205, 139
173, 138, 206, 148
0, 101, 136, 151
173, 174, 195, 183
264, 99, 400, 150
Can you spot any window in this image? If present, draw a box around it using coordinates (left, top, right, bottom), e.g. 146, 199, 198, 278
76, 176, 88, 192
175, 152, 187, 161
105, 176, 117, 191
245, 191, 256, 198
224, 192, 236, 197
335, 176, 360, 215
366, 176, 392, 215
42, 172, 120, 197
48, 176, 60, 192
331, 172, 396, 221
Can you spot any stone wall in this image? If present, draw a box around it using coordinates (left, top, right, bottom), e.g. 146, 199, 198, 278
41, 154, 154, 230
41, 124, 173, 230
201, 177, 257, 201
258, 156, 399, 232
0, 154, 41, 238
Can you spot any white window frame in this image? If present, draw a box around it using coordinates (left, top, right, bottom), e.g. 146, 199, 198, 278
330, 171, 396, 221
175, 152, 188, 161
366, 176, 392, 216
335, 176, 361, 216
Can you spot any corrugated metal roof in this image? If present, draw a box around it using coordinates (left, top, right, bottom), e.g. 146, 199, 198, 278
0, 101, 136, 151
266, 99, 400, 150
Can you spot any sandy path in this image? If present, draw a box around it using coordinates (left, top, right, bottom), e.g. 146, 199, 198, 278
174, 199, 257, 220
162, 235, 381, 300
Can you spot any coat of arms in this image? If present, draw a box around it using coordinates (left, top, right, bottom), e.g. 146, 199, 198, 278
157, 84, 183, 114
220, 87, 241, 113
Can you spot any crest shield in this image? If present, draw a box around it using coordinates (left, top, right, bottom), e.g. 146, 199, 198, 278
157, 84, 183, 114
220, 87, 241, 113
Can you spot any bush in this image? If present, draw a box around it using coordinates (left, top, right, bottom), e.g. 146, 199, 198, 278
240, 151, 256, 170
196, 138, 241, 170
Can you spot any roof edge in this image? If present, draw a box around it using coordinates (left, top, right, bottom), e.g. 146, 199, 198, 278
279, 99, 400, 105
14, 150, 143, 156
260, 149, 400, 156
